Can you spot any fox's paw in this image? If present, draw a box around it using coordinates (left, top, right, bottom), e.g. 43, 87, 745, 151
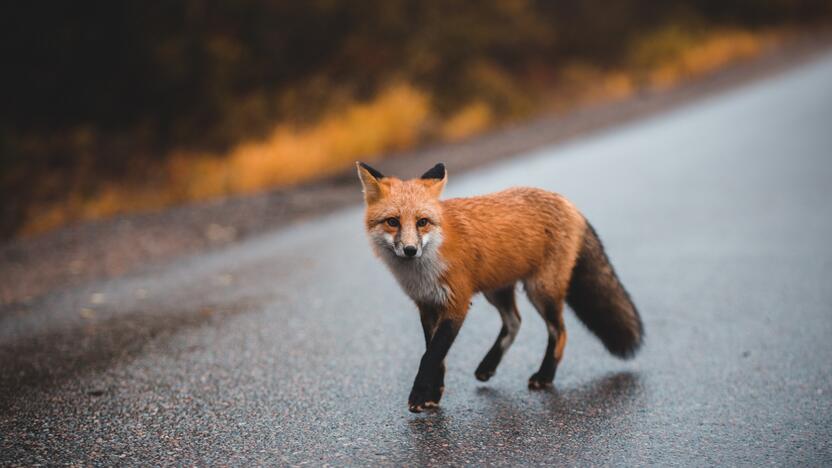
408, 385, 444, 413
528, 372, 554, 390
475, 359, 498, 382
409, 401, 439, 413
475, 369, 495, 382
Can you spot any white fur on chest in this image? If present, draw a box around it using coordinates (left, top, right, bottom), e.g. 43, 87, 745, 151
380, 250, 450, 305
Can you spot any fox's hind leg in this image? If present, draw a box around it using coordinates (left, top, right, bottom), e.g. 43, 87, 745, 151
524, 280, 568, 390
475, 285, 521, 382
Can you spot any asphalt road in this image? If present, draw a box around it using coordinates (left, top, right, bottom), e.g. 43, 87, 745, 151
3, 52, 832, 466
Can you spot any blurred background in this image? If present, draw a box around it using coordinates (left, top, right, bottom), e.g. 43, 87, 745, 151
3, 4, 832, 464
2, 0, 831, 239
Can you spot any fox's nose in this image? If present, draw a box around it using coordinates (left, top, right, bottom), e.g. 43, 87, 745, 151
403, 245, 418, 257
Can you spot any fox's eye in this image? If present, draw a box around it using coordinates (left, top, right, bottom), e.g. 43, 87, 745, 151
416, 218, 429, 227
385, 217, 400, 227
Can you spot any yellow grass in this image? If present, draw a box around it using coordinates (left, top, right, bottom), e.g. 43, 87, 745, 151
440, 101, 494, 142
20, 27, 787, 236
173, 83, 430, 197
631, 27, 780, 89
23, 84, 431, 234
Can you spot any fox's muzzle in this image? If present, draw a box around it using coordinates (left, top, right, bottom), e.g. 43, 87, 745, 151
394, 224, 423, 258
393, 241, 422, 258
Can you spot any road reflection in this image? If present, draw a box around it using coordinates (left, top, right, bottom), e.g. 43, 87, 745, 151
399, 372, 643, 464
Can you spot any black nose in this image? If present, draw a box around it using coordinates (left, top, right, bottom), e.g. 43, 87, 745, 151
403, 246, 418, 257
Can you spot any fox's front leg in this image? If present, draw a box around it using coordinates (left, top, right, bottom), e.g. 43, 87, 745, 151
409, 301, 468, 413
417, 305, 447, 408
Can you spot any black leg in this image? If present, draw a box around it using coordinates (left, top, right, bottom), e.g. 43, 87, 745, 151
409, 319, 461, 413
529, 335, 558, 388
417, 305, 445, 405
528, 300, 567, 390
419, 308, 437, 348
475, 287, 521, 382
475, 326, 508, 381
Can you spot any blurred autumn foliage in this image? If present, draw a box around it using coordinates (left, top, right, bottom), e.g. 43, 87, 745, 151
2, 1, 831, 237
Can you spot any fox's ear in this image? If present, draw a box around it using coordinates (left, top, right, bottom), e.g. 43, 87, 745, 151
356, 161, 386, 203
420, 163, 446, 198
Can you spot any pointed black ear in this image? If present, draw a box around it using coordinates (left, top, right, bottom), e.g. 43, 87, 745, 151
421, 163, 445, 180
358, 161, 385, 180
356, 161, 386, 203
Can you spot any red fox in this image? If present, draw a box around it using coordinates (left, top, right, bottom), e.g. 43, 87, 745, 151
357, 161, 643, 413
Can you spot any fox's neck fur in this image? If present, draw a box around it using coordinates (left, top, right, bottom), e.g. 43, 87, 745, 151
376, 228, 452, 306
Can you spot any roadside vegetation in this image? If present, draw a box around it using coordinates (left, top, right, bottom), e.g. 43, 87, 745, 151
2, 1, 830, 237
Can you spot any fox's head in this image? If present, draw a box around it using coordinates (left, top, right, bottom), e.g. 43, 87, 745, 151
356, 161, 447, 260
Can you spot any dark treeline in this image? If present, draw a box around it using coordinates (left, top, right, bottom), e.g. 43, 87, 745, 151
2, 0, 830, 236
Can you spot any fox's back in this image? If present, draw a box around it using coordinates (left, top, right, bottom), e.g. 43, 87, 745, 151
439, 187, 586, 291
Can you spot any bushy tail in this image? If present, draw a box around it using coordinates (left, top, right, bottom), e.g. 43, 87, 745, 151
566, 221, 643, 358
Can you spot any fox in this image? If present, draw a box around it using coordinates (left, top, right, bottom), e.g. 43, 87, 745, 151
356, 161, 643, 413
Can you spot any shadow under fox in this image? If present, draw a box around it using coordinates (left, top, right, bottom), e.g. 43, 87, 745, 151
357, 162, 643, 413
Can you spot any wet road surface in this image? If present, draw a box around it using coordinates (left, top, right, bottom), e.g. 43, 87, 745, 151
2, 52, 832, 465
